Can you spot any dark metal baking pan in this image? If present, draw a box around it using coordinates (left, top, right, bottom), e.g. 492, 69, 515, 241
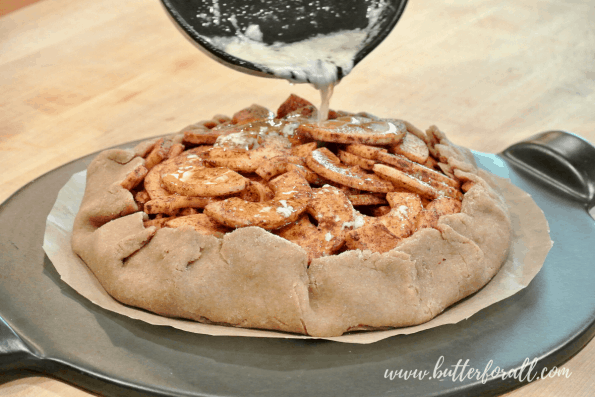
1, 130, 594, 396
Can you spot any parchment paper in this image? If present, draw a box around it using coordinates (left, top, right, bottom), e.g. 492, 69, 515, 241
43, 170, 551, 344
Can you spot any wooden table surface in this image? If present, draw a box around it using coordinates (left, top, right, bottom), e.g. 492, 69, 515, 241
1, 0, 594, 395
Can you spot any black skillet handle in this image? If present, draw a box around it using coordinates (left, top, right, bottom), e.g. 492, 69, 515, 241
0, 316, 39, 372
501, 130, 595, 212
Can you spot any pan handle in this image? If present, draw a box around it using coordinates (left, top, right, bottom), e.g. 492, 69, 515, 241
501, 130, 595, 212
0, 316, 39, 372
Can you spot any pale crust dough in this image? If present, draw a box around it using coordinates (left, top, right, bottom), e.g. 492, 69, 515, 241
71, 134, 512, 337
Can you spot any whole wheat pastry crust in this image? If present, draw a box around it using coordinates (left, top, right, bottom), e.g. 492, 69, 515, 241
71, 99, 511, 337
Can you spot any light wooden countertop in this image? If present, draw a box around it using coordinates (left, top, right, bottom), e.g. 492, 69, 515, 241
1, 0, 594, 395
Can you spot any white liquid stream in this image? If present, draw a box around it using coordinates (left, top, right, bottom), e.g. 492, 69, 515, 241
317, 82, 335, 123
205, 1, 387, 121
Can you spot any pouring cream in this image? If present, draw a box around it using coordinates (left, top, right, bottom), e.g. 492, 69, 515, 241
203, 0, 389, 121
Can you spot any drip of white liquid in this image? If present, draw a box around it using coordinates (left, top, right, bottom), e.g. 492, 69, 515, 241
317, 82, 335, 123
